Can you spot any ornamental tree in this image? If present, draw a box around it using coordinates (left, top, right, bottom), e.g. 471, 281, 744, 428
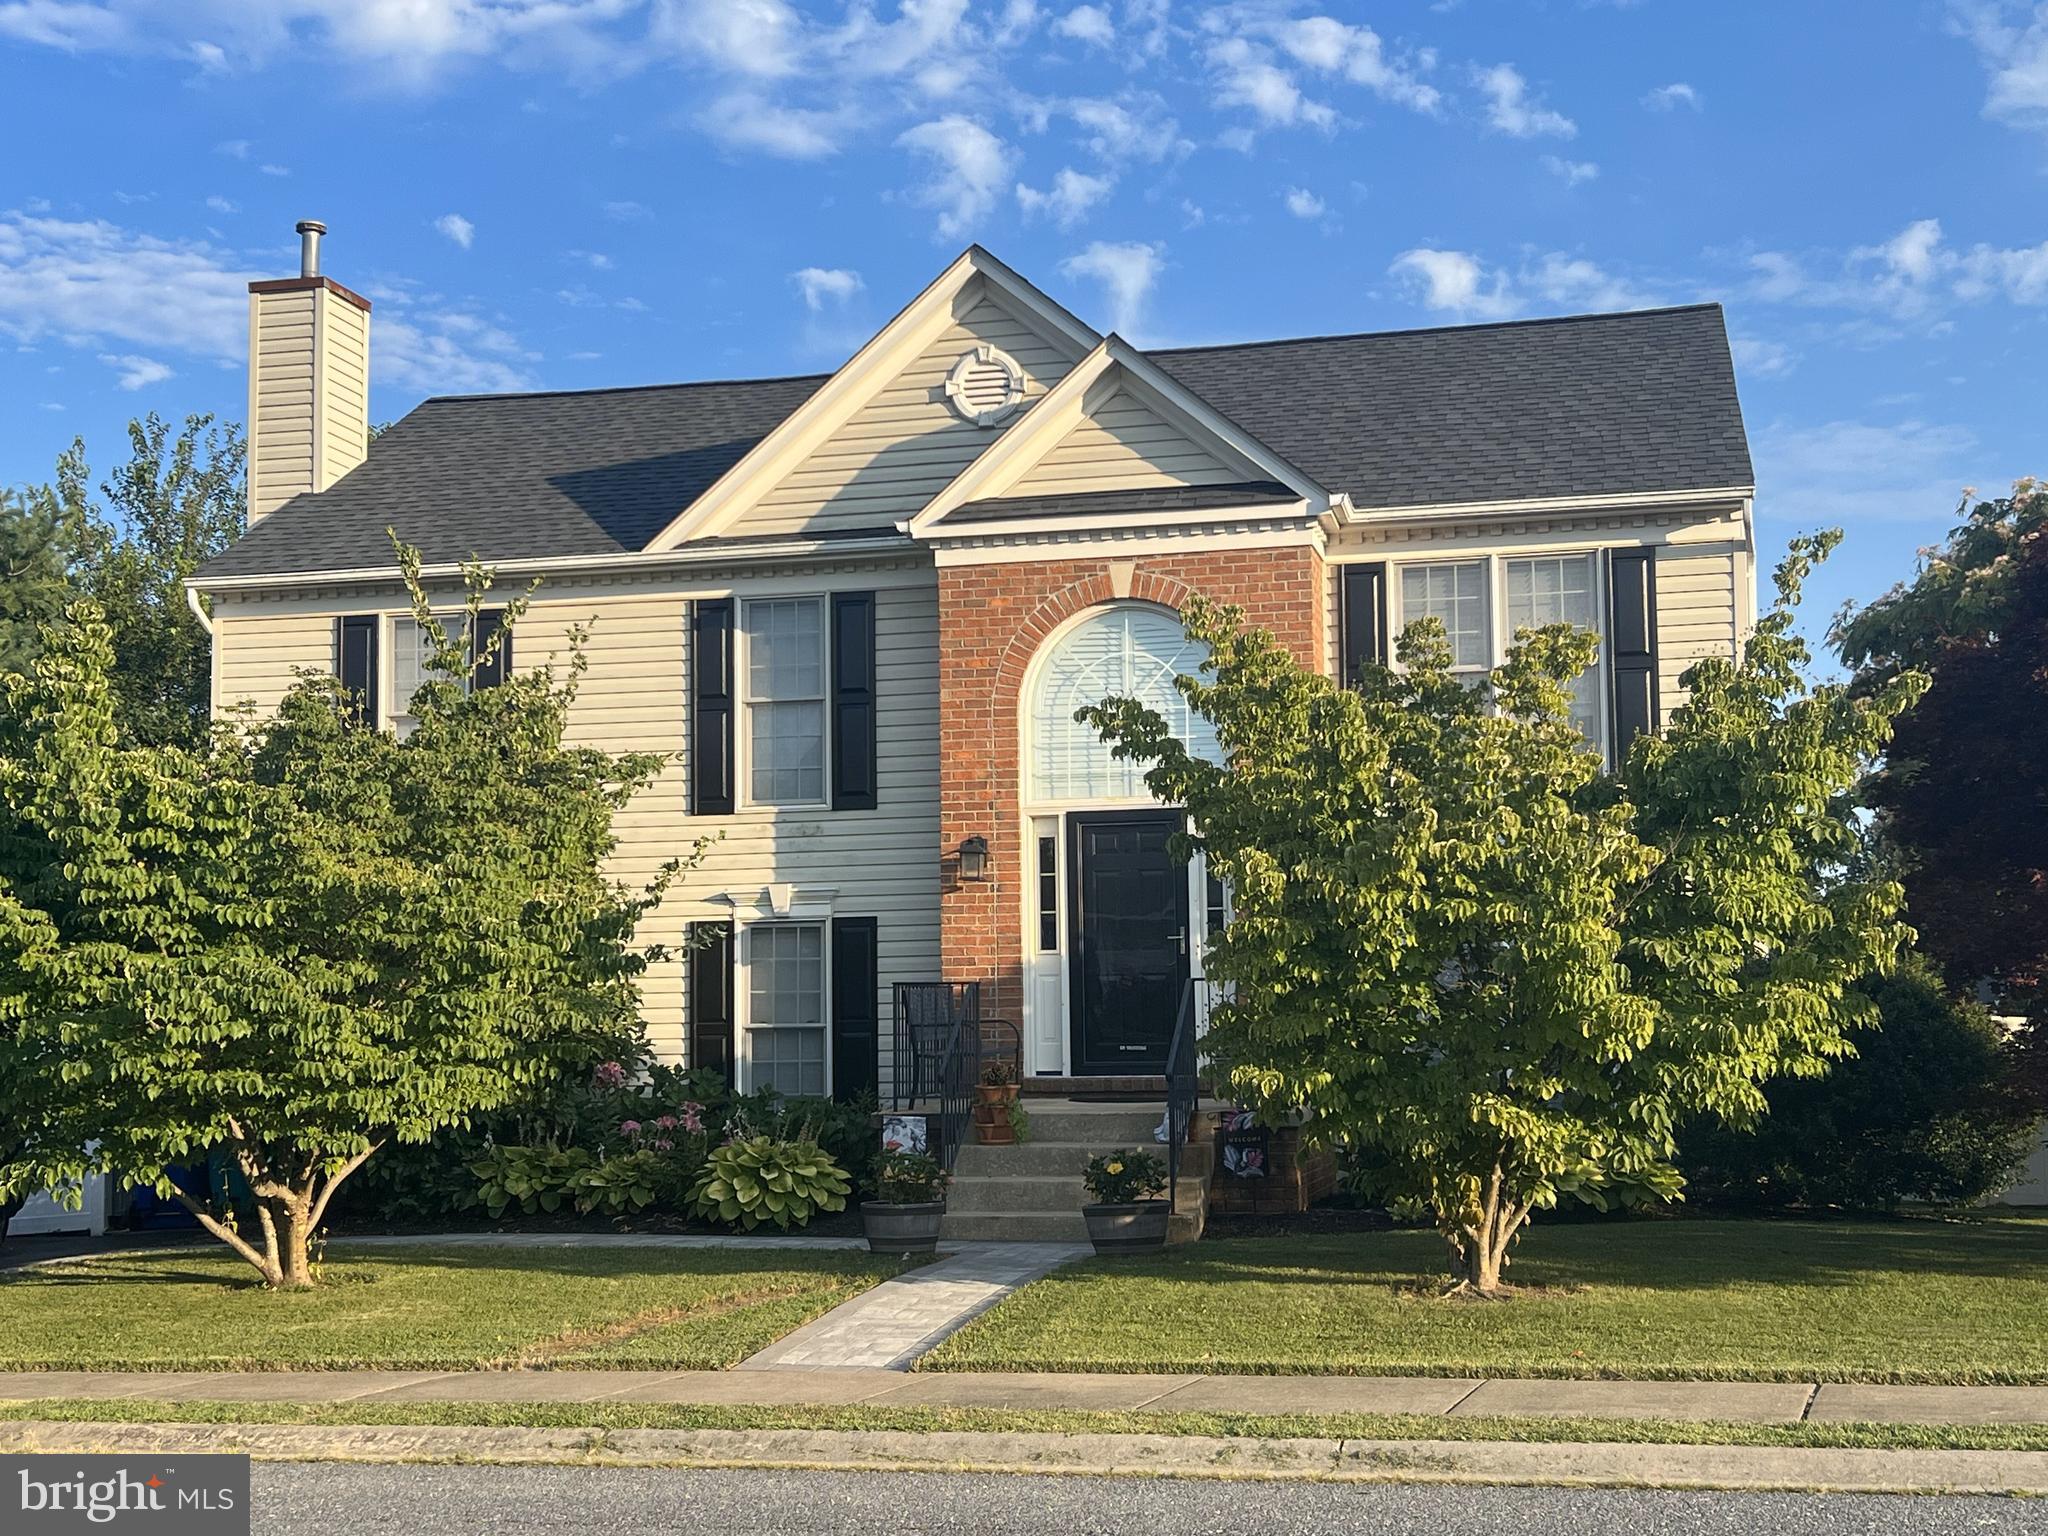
1083, 536, 1922, 1294
0, 551, 679, 1287
1835, 481, 2048, 1067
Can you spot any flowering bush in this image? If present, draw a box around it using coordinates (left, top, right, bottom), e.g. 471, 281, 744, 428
1082, 1148, 1166, 1204
874, 1150, 949, 1204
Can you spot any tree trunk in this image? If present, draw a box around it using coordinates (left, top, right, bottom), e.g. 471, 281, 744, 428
1443, 1162, 1530, 1297
169, 1137, 381, 1289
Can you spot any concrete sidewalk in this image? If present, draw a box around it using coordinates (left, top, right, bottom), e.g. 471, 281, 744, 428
8, 1420, 2048, 1494
6, 1369, 2048, 1426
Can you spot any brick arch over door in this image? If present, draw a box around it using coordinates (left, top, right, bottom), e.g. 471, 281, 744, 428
936, 546, 1327, 1030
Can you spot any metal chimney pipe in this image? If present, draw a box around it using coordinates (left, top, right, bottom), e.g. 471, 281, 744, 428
296, 219, 327, 279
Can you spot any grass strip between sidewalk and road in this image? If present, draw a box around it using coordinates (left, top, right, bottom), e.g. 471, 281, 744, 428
3, 1397, 2048, 1454
926, 1217, 2048, 1384
0, 1246, 916, 1371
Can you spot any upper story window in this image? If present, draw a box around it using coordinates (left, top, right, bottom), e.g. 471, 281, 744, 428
744, 597, 827, 806
1029, 604, 1221, 803
391, 614, 466, 729
1392, 553, 1609, 757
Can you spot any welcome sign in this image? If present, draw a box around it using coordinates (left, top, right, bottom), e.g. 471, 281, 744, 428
4, 1455, 249, 1534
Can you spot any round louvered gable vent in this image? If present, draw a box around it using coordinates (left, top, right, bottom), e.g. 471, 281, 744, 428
943, 344, 1027, 428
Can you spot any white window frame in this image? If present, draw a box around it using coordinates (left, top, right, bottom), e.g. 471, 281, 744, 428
1392, 558, 1492, 684
740, 919, 830, 1098
738, 594, 831, 810
1386, 550, 1613, 764
386, 610, 470, 733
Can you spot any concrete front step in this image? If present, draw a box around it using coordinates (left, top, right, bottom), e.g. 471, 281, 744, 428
938, 1211, 1091, 1243
955, 1140, 1215, 1180
1006, 1107, 1167, 1145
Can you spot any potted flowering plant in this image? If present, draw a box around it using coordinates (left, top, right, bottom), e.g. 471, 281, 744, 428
973, 1059, 1021, 1143
1080, 1147, 1169, 1252
861, 1150, 950, 1255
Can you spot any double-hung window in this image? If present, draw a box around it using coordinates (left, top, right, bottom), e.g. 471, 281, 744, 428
747, 923, 826, 1095
1398, 561, 1491, 686
391, 614, 462, 730
744, 597, 827, 806
1393, 553, 1610, 760
1504, 553, 1604, 748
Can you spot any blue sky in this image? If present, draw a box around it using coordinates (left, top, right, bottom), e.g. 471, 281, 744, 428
2, 0, 2044, 646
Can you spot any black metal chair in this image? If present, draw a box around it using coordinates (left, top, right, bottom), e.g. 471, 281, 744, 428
891, 981, 981, 1108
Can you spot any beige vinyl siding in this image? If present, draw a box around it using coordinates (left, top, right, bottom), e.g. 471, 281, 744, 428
212, 604, 333, 716
1653, 542, 1740, 720
513, 577, 942, 1066
248, 289, 317, 520
1008, 387, 1241, 497
317, 295, 370, 492
734, 286, 1075, 539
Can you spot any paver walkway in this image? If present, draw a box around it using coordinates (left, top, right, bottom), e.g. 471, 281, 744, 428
736, 1242, 1091, 1371
5, 1369, 2048, 1426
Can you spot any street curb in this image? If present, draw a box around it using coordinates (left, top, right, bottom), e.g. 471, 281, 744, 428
6, 1420, 2048, 1494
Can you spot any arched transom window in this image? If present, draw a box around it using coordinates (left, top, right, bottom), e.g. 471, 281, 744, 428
1028, 604, 1221, 802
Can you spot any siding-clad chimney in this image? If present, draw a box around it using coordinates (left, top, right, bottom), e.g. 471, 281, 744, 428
245, 219, 372, 524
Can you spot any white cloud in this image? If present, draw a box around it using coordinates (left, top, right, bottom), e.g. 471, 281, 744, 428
1642, 81, 1701, 111
259, 163, 289, 177
0, 211, 537, 397
1016, 166, 1113, 227
895, 115, 1012, 237
700, 91, 849, 158
1050, 3, 1112, 47
434, 213, 475, 249
1731, 336, 1797, 378
1542, 155, 1599, 186
602, 199, 653, 221
1473, 62, 1576, 138
566, 249, 613, 270
1754, 417, 1982, 527
98, 352, 172, 390
1060, 239, 1164, 336
1388, 249, 1519, 319
1205, 35, 1336, 130
792, 265, 863, 309
1745, 217, 2048, 318
1524, 253, 1657, 311
0, 0, 129, 51
656, 0, 804, 77
1061, 94, 1187, 163
1255, 13, 1441, 113
1953, 0, 2048, 128
215, 138, 250, 159
1283, 186, 1325, 218
205, 194, 240, 213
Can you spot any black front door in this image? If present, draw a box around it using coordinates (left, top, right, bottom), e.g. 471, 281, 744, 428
1068, 812, 1189, 1076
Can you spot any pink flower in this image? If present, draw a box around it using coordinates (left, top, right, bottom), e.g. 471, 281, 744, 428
592, 1061, 628, 1090
680, 1103, 705, 1134
651, 1138, 674, 1152
653, 1115, 679, 1131
619, 1119, 642, 1137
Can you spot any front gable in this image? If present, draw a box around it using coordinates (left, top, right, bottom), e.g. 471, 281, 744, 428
910, 336, 1327, 537
646, 249, 1098, 550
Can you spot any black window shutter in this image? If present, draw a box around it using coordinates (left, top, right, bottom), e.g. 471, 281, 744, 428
470, 609, 511, 689
690, 598, 735, 815
336, 615, 379, 726
1338, 562, 1388, 686
686, 920, 735, 1080
830, 916, 880, 1102
1607, 548, 1660, 753
831, 592, 877, 811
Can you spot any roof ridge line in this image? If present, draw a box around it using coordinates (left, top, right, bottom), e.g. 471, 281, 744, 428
1144, 302, 1726, 357
421, 372, 832, 406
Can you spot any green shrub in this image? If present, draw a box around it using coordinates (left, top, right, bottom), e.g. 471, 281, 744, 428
689, 1138, 851, 1231
1681, 962, 2039, 1211
469, 1146, 596, 1218
1082, 1147, 1166, 1204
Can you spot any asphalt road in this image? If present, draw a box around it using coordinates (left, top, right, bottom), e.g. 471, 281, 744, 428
253, 1464, 2048, 1535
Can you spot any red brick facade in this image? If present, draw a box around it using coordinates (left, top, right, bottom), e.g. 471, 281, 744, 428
937, 543, 1327, 1028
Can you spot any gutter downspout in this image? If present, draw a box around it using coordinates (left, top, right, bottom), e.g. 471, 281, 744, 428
184, 583, 213, 636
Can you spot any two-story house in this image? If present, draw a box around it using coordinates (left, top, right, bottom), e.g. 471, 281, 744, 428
191, 223, 1755, 1233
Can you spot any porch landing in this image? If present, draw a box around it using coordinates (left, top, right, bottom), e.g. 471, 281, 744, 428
941, 1098, 1219, 1245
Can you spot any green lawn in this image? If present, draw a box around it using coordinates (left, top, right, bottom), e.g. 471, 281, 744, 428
925, 1216, 2048, 1384
0, 1244, 911, 1371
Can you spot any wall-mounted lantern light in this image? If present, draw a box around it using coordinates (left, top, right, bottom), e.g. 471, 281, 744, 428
957, 835, 990, 882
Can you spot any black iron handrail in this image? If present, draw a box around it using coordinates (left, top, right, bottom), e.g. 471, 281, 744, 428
890, 981, 984, 1173
931, 1017, 979, 1174
1163, 978, 1198, 1215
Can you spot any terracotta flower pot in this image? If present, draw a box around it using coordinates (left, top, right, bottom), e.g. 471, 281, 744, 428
862, 1200, 946, 1256
972, 1104, 1017, 1145
1082, 1200, 1170, 1252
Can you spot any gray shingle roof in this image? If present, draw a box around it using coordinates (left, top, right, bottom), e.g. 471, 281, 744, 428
200, 373, 826, 579
1152, 304, 1752, 510
197, 303, 1751, 581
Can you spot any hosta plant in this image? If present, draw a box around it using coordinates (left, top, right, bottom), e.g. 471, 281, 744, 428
690, 1137, 851, 1231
